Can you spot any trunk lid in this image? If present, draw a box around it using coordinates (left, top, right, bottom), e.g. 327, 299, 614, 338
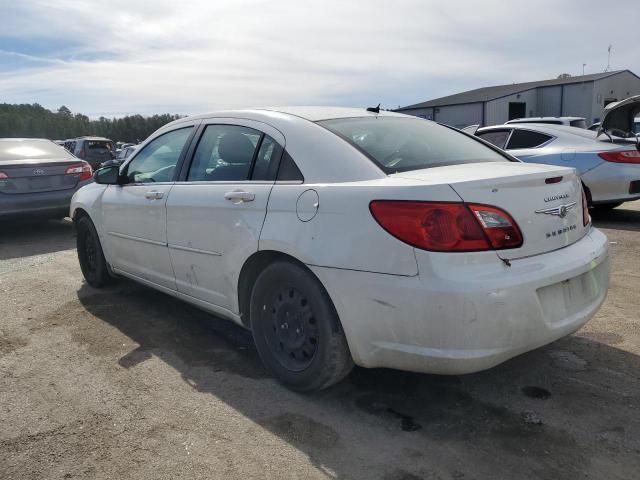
598, 95, 640, 139
393, 162, 587, 260
0, 158, 82, 194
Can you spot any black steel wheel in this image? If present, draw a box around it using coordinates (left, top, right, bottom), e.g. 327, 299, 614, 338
250, 261, 353, 391
76, 215, 113, 287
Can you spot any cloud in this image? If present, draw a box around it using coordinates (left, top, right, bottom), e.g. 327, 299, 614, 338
0, 0, 638, 117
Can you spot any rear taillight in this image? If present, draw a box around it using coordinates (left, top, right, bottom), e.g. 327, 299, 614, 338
598, 150, 640, 164
581, 187, 590, 227
65, 162, 93, 181
369, 201, 523, 252
0, 171, 8, 179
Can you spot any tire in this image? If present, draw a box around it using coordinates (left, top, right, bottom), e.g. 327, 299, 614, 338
249, 261, 354, 392
592, 202, 623, 211
76, 215, 113, 288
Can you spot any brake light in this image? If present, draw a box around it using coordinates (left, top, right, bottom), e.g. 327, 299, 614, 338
598, 150, 640, 164
369, 201, 523, 252
581, 187, 590, 226
0, 171, 7, 179
65, 162, 93, 181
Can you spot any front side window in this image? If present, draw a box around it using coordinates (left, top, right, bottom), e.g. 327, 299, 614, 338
476, 130, 511, 149
124, 127, 192, 183
506, 130, 553, 149
187, 124, 282, 181
319, 117, 510, 173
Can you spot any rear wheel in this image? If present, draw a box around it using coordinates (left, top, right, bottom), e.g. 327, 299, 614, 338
250, 261, 353, 391
76, 215, 113, 288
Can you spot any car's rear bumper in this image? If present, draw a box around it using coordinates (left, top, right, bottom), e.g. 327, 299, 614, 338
0, 180, 92, 219
583, 162, 640, 204
310, 227, 609, 375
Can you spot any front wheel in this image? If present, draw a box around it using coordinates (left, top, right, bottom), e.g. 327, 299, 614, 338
250, 261, 353, 391
76, 216, 114, 288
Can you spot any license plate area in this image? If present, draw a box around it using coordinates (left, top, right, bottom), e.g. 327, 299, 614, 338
537, 260, 607, 327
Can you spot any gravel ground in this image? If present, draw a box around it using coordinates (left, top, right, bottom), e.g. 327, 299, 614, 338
1, 203, 639, 480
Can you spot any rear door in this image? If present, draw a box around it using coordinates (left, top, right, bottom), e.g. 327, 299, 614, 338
101, 125, 195, 289
166, 120, 284, 311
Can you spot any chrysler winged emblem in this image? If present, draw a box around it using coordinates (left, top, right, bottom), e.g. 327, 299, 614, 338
535, 202, 576, 218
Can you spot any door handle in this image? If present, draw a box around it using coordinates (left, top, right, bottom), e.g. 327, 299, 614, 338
145, 190, 164, 200
224, 190, 255, 203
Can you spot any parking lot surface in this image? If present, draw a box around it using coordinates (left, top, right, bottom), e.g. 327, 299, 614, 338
1, 204, 639, 480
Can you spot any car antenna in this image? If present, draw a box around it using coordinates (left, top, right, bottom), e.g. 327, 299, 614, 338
367, 103, 381, 114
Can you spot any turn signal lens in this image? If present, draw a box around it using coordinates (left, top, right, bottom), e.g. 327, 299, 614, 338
598, 150, 640, 164
65, 162, 93, 181
369, 201, 523, 252
581, 187, 590, 227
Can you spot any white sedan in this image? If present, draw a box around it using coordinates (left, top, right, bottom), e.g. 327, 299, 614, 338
71, 107, 609, 391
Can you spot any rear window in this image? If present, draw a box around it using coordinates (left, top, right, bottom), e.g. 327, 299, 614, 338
0, 139, 73, 161
506, 130, 553, 149
318, 117, 509, 173
87, 141, 113, 150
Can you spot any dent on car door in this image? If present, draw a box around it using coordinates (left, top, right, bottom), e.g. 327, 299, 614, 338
166, 121, 284, 313
101, 126, 195, 289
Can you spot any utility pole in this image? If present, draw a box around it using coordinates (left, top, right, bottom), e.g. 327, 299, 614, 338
605, 45, 612, 72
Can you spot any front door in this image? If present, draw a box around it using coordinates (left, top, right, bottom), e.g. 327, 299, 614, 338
102, 126, 195, 289
166, 121, 284, 312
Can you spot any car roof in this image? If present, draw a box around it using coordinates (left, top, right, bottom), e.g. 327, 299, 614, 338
508, 116, 584, 121
171, 106, 408, 124
76, 136, 113, 141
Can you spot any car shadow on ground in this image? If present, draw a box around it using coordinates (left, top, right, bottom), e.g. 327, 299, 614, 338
591, 206, 640, 232
0, 218, 75, 260
77, 281, 640, 480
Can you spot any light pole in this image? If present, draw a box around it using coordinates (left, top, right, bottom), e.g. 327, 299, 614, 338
582, 63, 586, 76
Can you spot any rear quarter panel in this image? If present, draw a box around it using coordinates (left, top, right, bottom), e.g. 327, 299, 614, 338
259, 179, 461, 276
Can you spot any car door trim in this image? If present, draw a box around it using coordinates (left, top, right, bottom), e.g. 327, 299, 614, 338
167, 243, 222, 256
107, 231, 167, 247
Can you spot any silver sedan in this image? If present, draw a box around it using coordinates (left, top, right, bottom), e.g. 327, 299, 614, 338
473, 124, 640, 210
0, 138, 94, 219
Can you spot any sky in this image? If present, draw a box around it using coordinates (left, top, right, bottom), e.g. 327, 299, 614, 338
0, 0, 638, 118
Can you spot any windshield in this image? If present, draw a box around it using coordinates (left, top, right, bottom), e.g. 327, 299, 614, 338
0, 139, 74, 161
319, 117, 510, 173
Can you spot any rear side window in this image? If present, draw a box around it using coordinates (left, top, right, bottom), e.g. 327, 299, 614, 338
319, 117, 509, 173
87, 141, 113, 150
477, 130, 511, 149
506, 130, 553, 149
187, 125, 282, 182
277, 151, 303, 181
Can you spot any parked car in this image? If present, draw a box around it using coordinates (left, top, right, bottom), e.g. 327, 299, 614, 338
506, 116, 587, 128
100, 145, 138, 168
114, 142, 135, 156
71, 107, 609, 391
474, 121, 640, 209
69, 136, 115, 170
0, 138, 93, 219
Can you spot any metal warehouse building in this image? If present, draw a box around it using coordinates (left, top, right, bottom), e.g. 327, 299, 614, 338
396, 69, 640, 128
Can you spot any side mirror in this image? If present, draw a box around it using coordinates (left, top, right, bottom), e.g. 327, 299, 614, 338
94, 165, 120, 185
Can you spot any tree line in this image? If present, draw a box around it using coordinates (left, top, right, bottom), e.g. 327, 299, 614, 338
0, 103, 182, 143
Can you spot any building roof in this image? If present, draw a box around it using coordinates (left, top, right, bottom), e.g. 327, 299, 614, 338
397, 70, 636, 111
